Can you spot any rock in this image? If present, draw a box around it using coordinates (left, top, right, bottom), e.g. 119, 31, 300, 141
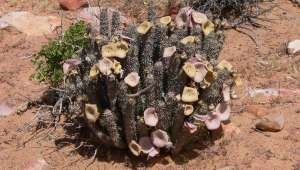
0, 11, 60, 36
217, 166, 237, 170
59, 0, 87, 10
287, 40, 300, 55
0, 103, 13, 117
0, 20, 9, 29
24, 158, 49, 170
255, 113, 285, 132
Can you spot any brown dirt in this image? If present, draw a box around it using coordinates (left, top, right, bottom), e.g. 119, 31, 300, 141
0, 0, 299, 169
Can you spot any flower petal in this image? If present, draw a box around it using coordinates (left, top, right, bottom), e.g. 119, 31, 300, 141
205, 117, 221, 130
124, 72, 140, 87
193, 114, 209, 121
139, 137, 155, 154
184, 121, 198, 134
97, 58, 113, 76
175, 7, 193, 28
215, 103, 231, 121
222, 84, 231, 102
144, 107, 158, 127
163, 46, 176, 58
148, 147, 160, 158
63, 59, 81, 75
151, 129, 172, 148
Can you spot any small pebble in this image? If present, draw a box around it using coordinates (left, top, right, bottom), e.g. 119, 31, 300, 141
255, 113, 285, 132
217, 166, 237, 170
287, 40, 300, 55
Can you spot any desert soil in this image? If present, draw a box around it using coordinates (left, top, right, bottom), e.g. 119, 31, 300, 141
0, 0, 299, 169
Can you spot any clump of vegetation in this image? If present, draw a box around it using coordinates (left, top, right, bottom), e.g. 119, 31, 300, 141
31, 0, 269, 160
34, 5, 235, 158
31, 21, 90, 86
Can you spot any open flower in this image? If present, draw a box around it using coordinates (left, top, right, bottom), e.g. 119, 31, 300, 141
85, 104, 100, 123
175, 7, 209, 29
202, 20, 215, 36
184, 121, 198, 134
63, 58, 81, 75
175, 7, 194, 28
97, 58, 113, 76
193, 103, 231, 130
159, 16, 172, 26
222, 84, 231, 102
137, 21, 153, 34
148, 147, 160, 158
138, 137, 160, 158
101, 41, 129, 59
215, 102, 231, 121
183, 104, 194, 116
183, 62, 196, 78
181, 87, 199, 103
129, 140, 142, 156
163, 46, 176, 58
180, 36, 197, 45
205, 112, 221, 130
151, 129, 172, 148
139, 137, 154, 154
192, 11, 208, 24
143, 107, 158, 127
183, 57, 209, 83
194, 62, 208, 83
124, 72, 140, 87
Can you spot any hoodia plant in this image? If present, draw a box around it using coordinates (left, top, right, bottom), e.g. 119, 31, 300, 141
58, 3, 239, 158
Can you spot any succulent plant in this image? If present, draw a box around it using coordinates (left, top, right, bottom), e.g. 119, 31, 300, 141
62, 5, 236, 157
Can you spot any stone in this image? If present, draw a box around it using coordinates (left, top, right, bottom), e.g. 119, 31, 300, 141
58, 0, 87, 11
0, 11, 60, 36
24, 158, 49, 170
287, 40, 300, 55
255, 113, 285, 132
217, 166, 237, 170
0, 20, 9, 29
0, 103, 13, 117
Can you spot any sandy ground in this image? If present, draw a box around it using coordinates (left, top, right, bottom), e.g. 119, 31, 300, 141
0, 0, 299, 169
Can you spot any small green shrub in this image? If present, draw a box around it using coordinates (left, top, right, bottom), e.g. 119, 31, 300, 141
32, 21, 89, 87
